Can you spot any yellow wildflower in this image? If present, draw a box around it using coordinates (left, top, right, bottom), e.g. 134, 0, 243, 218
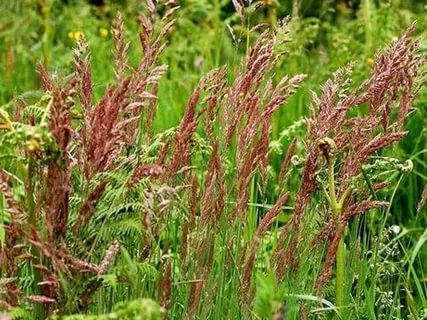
68, 31, 84, 41
99, 27, 109, 37
73, 31, 84, 40
0, 109, 13, 131
366, 57, 374, 67
26, 138, 41, 152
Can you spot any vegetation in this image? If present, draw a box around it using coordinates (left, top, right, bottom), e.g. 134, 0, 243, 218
0, 1, 426, 319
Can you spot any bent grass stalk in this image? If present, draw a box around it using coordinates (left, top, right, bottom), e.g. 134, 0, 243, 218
321, 137, 353, 315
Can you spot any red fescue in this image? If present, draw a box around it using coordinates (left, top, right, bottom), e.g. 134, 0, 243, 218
166, 18, 305, 314
272, 23, 424, 286
0, 1, 425, 316
0, 0, 178, 311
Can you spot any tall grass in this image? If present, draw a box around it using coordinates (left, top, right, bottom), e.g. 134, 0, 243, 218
0, 1, 426, 319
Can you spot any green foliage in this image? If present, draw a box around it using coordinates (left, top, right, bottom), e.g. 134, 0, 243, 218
253, 273, 284, 319
52, 299, 162, 320
0, 1, 426, 320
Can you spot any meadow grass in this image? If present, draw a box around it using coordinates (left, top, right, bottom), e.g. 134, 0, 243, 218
0, 1, 426, 319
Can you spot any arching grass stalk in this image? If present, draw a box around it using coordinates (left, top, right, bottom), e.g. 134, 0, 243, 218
320, 137, 353, 313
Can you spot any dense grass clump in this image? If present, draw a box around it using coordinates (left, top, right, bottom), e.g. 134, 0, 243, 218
0, 1, 426, 319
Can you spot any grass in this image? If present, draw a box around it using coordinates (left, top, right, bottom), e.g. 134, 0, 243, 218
0, 0, 426, 319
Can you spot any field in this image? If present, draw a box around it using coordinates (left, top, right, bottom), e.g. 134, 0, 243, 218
0, 0, 426, 319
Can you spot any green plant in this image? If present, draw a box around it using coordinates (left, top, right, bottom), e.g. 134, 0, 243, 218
51, 298, 162, 320
0, 1, 426, 319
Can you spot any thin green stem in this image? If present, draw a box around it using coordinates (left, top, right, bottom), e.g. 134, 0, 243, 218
42, 0, 52, 67
338, 186, 352, 209
267, 2, 277, 27
328, 158, 339, 215
335, 238, 345, 311
327, 155, 345, 314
